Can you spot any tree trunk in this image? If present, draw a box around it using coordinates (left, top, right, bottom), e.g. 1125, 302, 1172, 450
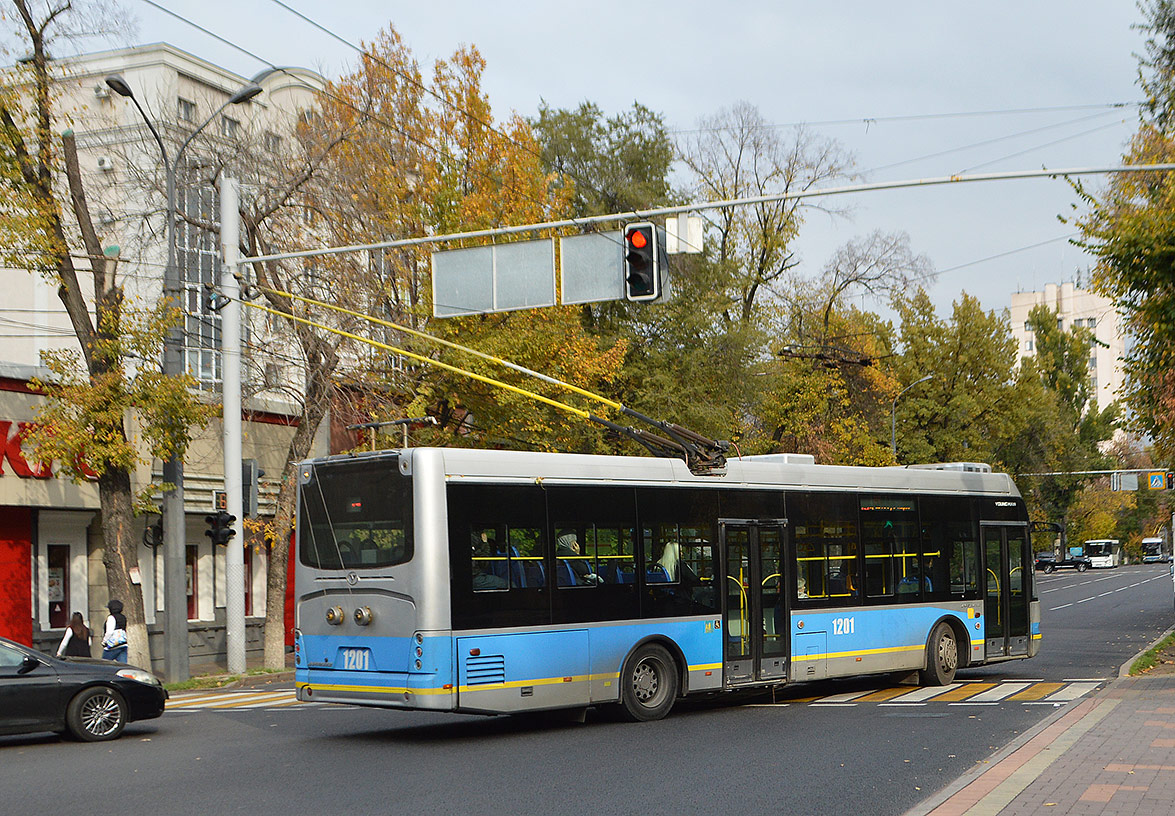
97, 468, 150, 668
262, 374, 332, 669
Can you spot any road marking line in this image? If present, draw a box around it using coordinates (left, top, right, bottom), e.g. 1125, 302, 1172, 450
1046, 682, 1101, 701
934, 683, 998, 702
967, 682, 1033, 702
1010, 682, 1064, 701
1051, 603, 1073, 610
885, 683, 963, 703
814, 690, 873, 703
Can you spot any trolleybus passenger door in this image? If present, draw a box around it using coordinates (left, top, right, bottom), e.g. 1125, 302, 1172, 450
982, 524, 1030, 658
720, 521, 789, 685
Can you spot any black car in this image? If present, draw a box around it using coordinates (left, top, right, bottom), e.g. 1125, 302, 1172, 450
0, 636, 167, 741
1035, 551, 1091, 573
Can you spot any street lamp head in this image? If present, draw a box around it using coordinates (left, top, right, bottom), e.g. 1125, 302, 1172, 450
104, 74, 134, 98
229, 83, 263, 105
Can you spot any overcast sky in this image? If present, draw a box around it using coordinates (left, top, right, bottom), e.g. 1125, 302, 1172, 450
125, 0, 1145, 318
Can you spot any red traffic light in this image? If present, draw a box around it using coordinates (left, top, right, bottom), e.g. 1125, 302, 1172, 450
628, 230, 648, 249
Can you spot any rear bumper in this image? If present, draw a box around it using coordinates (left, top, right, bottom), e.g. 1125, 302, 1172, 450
296, 669, 455, 711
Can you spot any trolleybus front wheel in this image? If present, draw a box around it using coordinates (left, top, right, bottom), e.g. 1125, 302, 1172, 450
920, 623, 958, 686
619, 643, 679, 722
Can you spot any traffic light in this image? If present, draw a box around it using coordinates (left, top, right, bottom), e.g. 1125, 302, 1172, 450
1168, 471, 1174, 489
624, 222, 660, 301
205, 510, 236, 547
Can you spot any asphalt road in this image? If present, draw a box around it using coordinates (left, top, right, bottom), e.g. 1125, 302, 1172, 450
3, 564, 1171, 816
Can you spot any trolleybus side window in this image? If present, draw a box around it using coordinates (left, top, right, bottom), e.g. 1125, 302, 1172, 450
920, 495, 980, 602
860, 497, 920, 601
449, 483, 549, 629
791, 492, 859, 605
636, 488, 719, 617
298, 458, 413, 570
551, 525, 636, 587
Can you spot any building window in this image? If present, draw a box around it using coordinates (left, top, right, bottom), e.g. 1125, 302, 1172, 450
264, 131, 281, 153
221, 115, 240, 138
177, 97, 196, 122
176, 163, 221, 388
1026, 339, 1034, 352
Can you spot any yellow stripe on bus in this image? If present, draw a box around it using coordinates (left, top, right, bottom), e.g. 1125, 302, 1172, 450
800, 643, 926, 662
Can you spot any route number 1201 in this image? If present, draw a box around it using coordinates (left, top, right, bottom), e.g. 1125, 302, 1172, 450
832, 616, 856, 636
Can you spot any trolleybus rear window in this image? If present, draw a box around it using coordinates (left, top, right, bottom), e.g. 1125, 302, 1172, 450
298, 460, 413, 569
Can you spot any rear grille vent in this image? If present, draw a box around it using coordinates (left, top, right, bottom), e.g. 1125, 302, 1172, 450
466, 654, 506, 686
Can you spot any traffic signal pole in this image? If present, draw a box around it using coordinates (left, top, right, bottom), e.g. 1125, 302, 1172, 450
220, 176, 246, 674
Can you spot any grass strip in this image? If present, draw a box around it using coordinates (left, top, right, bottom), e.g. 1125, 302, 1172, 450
164, 667, 285, 692
1129, 631, 1175, 676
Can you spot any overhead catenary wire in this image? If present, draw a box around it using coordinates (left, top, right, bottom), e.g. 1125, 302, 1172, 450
249, 282, 623, 411
231, 294, 698, 464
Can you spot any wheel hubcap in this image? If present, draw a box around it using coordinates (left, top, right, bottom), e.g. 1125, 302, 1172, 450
82, 694, 120, 736
632, 660, 661, 704
938, 635, 958, 672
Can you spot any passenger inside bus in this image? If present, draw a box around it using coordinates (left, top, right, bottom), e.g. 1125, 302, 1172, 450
556, 532, 599, 586
656, 542, 680, 581
471, 530, 508, 590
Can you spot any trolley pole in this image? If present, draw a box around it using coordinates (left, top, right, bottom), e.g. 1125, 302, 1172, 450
220, 176, 246, 674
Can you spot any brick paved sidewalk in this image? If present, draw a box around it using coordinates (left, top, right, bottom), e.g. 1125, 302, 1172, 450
907, 674, 1175, 816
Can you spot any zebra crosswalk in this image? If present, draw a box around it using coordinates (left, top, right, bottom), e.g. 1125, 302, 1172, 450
748, 679, 1104, 707
166, 689, 318, 711
167, 679, 1104, 712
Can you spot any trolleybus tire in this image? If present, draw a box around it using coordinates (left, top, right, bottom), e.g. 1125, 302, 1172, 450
919, 623, 958, 686
619, 643, 679, 722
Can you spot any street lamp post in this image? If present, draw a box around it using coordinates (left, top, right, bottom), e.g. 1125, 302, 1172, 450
891, 374, 933, 462
105, 74, 261, 682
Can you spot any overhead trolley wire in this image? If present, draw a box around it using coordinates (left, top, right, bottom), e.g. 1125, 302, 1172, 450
239, 282, 728, 468
230, 293, 723, 468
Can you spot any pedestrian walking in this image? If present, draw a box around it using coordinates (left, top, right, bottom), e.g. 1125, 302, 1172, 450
56, 611, 91, 658
101, 599, 128, 662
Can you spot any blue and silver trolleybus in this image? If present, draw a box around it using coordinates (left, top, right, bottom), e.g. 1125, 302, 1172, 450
293, 448, 1039, 721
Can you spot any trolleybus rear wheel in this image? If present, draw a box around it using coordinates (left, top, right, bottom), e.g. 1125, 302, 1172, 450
620, 643, 678, 722
920, 623, 958, 686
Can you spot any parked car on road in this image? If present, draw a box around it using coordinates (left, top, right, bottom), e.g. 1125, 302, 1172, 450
0, 636, 166, 742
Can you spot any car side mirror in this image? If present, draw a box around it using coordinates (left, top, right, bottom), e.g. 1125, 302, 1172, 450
18, 655, 41, 675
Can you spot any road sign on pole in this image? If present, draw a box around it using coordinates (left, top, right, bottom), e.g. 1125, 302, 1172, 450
1149, 471, 1167, 489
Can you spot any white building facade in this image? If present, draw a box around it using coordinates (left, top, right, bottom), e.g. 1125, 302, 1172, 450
0, 44, 328, 669
1009, 282, 1125, 414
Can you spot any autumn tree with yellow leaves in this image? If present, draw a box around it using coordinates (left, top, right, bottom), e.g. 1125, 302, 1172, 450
242, 23, 627, 668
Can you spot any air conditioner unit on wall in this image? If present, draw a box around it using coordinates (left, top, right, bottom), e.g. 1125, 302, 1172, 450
96, 156, 114, 172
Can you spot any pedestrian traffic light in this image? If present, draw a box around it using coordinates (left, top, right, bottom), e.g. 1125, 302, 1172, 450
624, 222, 659, 301
1167, 471, 1174, 489
204, 510, 236, 547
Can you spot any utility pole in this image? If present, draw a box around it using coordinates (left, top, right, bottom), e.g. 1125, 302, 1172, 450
220, 176, 246, 673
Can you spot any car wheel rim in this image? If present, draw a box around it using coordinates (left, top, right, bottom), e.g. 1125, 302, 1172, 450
82, 693, 121, 737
